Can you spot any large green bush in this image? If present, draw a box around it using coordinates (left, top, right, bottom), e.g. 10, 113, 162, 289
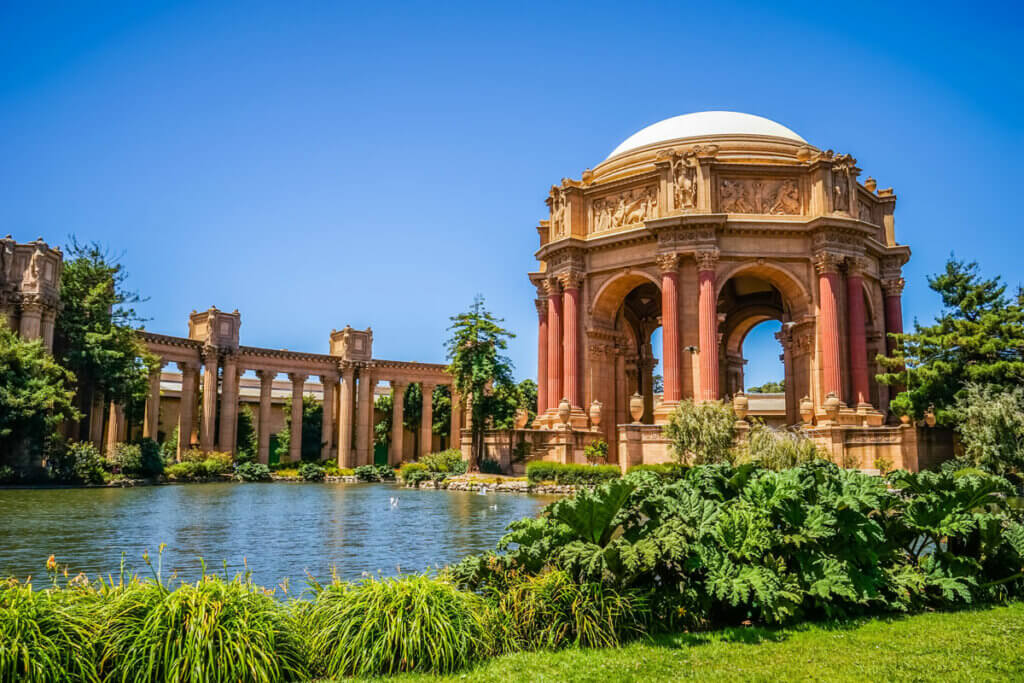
50, 441, 107, 485
952, 383, 1024, 476
420, 449, 466, 474
298, 462, 326, 481
525, 461, 621, 485
305, 575, 494, 677
662, 399, 737, 464
110, 439, 163, 478
235, 462, 272, 482
456, 462, 1024, 628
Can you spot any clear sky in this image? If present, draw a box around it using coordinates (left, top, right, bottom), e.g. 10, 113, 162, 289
2, 1, 1021, 386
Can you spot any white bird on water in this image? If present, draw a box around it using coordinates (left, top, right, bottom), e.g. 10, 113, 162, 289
477, 487, 487, 496
389, 496, 399, 508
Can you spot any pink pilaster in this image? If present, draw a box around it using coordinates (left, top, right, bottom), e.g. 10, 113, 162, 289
536, 297, 548, 416
697, 251, 719, 401
561, 274, 581, 408
546, 279, 563, 411
816, 254, 843, 399
658, 254, 681, 402
846, 264, 870, 406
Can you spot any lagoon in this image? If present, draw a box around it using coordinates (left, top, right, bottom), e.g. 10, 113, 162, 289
0, 482, 553, 588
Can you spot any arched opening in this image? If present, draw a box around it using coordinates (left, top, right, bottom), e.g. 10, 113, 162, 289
619, 282, 662, 423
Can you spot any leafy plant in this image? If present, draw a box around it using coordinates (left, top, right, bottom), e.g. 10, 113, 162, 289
49, 441, 107, 485
526, 462, 620, 485
951, 383, 1024, 475
353, 464, 395, 482
298, 462, 326, 481
305, 575, 494, 677
663, 400, 737, 465
235, 462, 272, 482
584, 439, 609, 465
420, 449, 466, 474
479, 457, 503, 475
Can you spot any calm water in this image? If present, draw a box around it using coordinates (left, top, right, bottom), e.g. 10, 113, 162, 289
0, 483, 553, 588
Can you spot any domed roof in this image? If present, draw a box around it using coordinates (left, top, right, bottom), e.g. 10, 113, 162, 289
606, 111, 806, 160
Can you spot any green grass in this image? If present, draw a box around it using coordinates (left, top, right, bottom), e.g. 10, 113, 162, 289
353, 602, 1024, 682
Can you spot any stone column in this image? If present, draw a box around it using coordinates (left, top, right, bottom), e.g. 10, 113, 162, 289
88, 390, 105, 448
420, 383, 435, 457
320, 372, 337, 462
560, 271, 582, 409
288, 373, 307, 462
815, 252, 844, 401
256, 370, 275, 464
535, 295, 548, 417
657, 253, 681, 403
697, 250, 720, 401
882, 277, 905, 355
176, 361, 198, 459
218, 354, 239, 454
143, 364, 163, 440
18, 301, 42, 342
390, 382, 407, 465
105, 401, 126, 456
40, 309, 56, 351
545, 278, 563, 412
450, 388, 462, 449
356, 369, 375, 465
846, 259, 871, 407
200, 350, 219, 452
337, 366, 355, 467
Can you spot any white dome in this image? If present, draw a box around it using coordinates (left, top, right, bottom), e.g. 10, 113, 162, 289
606, 111, 806, 160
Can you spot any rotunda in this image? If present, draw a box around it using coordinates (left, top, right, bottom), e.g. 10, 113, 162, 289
528, 111, 918, 469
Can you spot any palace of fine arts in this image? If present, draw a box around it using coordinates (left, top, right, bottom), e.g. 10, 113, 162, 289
1, 3, 1022, 681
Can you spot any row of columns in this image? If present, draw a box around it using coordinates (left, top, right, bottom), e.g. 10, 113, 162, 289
140, 357, 461, 467
537, 271, 583, 418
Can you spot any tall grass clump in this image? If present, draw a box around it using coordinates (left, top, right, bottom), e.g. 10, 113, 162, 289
100, 574, 307, 683
0, 577, 101, 683
742, 423, 824, 470
305, 574, 494, 677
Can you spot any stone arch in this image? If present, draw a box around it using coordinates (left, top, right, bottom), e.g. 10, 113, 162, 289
590, 269, 661, 326
722, 305, 784, 357
714, 260, 812, 318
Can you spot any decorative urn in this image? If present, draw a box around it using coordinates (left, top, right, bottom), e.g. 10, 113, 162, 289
799, 396, 814, 424
629, 393, 644, 424
732, 392, 749, 420
514, 408, 529, 429
589, 400, 603, 429
558, 397, 571, 426
924, 405, 937, 428
823, 392, 841, 422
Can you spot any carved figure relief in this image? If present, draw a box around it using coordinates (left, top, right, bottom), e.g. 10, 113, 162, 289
857, 199, 874, 224
671, 154, 697, 209
22, 246, 41, 290
549, 189, 567, 237
831, 154, 855, 213
0, 236, 13, 284
591, 186, 657, 233
719, 178, 800, 215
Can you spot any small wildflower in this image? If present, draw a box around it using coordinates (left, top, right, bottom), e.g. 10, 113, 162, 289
46, 554, 57, 571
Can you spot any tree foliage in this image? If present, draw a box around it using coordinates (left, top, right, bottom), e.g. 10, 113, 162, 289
951, 383, 1024, 476
445, 296, 515, 472
0, 323, 78, 462
663, 400, 737, 465
283, 394, 323, 461
877, 257, 1024, 424
55, 240, 154, 426
491, 379, 538, 430
747, 380, 785, 393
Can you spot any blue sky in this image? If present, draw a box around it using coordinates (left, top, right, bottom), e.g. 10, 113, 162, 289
1, 1, 1021, 386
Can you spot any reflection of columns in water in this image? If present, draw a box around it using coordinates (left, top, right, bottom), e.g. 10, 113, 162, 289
287, 373, 307, 462
390, 382, 407, 465
143, 364, 162, 440
420, 383, 435, 458
177, 361, 198, 458
337, 366, 355, 467
200, 351, 219, 451
218, 355, 239, 454
256, 370, 275, 464
320, 373, 337, 461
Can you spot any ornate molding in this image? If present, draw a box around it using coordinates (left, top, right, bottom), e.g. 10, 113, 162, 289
534, 298, 547, 318
655, 252, 680, 274
881, 277, 905, 297
557, 270, 584, 290
719, 177, 800, 215
591, 185, 658, 233
695, 248, 720, 272
813, 251, 844, 275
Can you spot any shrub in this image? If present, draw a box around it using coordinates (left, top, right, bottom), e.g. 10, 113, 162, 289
60, 441, 107, 485
479, 457, 503, 475
399, 462, 428, 481
101, 576, 307, 682
305, 575, 494, 677
299, 462, 326, 481
160, 426, 178, 464
420, 449, 466, 474
0, 465, 16, 484
137, 438, 163, 476
584, 439, 609, 464
0, 578, 101, 682
235, 462, 272, 482
165, 455, 230, 481
952, 383, 1024, 475
526, 461, 620, 485
112, 439, 163, 478
742, 424, 823, 471
662, 399, 736, 465
626, 462, 688, 479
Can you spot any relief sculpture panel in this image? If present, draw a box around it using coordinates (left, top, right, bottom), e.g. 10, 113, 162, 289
718, 177, 801, 215
591, 185, 658, 233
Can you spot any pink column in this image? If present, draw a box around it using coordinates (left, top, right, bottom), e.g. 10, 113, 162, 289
658, 254, 681, 403
816, 254, 843, 399
536, 296, 548, 416
561, 273, 581, 408
883, 277, 904, 355
846, 262, 870, 406
546, 279, 563, 411
697, 251, 719, 401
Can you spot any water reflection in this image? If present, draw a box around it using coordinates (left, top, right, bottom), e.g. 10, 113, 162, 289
0, 483, 554, 587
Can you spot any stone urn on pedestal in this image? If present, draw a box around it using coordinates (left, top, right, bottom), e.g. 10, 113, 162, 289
514, 408, 529, 429
557, 398, 571, 429
732, 392, 750, 434
799, 396, 814, 426
823, 392, 841, 424
589, 400, 603, 430
629, 393, 644, 424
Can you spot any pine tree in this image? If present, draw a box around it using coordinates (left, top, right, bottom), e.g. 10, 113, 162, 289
877, 257, 1024, 425
445, 296, 515, 472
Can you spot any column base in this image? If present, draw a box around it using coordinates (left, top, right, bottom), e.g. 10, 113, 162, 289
653, 400, 678, 425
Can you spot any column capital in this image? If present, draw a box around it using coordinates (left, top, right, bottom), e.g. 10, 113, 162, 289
176, 360, 200, 373
655, 252, 680, 273
813, 251, 844, 274
695, 248, 720, 272
319, 371, 340, 384
556, 270, 583, 290
256, 369, 275, 382
881, 277, 905, 296
543, 277, 562, 296
287, 372, 307, 385
391, 381, 407, 392
535, 298, 548, 318
845, 255, 868, 278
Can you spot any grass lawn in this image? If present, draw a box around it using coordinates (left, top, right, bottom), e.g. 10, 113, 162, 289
358, 602, 1024, 682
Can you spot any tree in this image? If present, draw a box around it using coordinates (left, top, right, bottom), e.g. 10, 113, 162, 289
492, 379, 538, 430
445, 296, 515, 472
747, 380, 785, 393
951, 383, 1024, 476
0, 323, 78, 468
374, 383, 433, 456
282, 394, 323, 461
877, 257, 1024, 425
235, 405, 257, 463
663, 399, 737, 465
55, 239, 155, 436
